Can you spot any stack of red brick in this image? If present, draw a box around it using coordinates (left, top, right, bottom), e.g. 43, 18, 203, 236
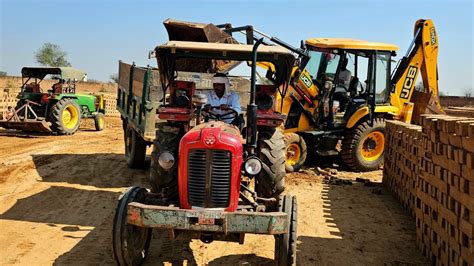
384, 115, 474, 265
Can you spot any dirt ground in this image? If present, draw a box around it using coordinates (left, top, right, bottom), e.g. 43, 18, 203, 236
0, 117, 428, 265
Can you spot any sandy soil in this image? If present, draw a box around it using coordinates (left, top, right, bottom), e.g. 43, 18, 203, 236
0, 117, 428, 265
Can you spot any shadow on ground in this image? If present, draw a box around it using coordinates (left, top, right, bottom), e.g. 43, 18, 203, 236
294, 180, 427, 265
31, 153, 149, 188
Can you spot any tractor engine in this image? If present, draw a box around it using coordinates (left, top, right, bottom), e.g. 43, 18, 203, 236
177, 121, 242, 212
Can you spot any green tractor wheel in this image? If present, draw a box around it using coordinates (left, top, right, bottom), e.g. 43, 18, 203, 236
94, 113, 105, 131
50, 98, 82, 135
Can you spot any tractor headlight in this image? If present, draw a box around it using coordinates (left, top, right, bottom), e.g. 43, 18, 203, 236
158, 152, 175, 170
244, 157, 262, 176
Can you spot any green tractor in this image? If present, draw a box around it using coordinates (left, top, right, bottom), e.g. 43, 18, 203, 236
0, 67, 105, 135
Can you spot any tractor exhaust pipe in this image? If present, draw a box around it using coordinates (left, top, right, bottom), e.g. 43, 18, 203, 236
246, 38, 264, 155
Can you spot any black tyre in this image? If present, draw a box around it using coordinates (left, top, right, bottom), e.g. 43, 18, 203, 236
125, 124, 147, 168
94, 113, 105, 131
148, 125, 181, 202
284, 133, 307, 173
50, 98, 82, 135
341, 118, 385, 172
275, 195, 297, 266
113, 186, 152, 266
256, 128, 286, 198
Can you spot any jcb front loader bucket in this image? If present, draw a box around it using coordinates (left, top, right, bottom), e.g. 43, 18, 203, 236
0, 120, 52, 133
164, 19, 238, 44
162, 19, 243, 73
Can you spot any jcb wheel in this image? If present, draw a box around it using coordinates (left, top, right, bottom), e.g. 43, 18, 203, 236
275, 195, 297, 266
94, 113, 105, 131
125, 124, 147, 168
50, 98, 82, 135
341, 118, 385, 172
113, 186, 152, 266
149, 125, 181, 202
256, 128, 286, 198
284, 133, 307, 173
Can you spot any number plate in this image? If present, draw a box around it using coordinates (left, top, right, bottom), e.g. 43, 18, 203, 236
198, 217, 215, 225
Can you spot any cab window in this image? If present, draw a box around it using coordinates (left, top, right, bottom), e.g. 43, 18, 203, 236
374, 52, 390, 104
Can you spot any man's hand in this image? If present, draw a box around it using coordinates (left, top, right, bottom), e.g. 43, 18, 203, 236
219, 104, 229, 111
203, 104, 211, 111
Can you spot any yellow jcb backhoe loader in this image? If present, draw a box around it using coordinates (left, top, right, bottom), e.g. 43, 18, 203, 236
277, 19, 443, 172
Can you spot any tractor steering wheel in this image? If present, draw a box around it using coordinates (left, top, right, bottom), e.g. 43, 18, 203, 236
201, 105, 238, 122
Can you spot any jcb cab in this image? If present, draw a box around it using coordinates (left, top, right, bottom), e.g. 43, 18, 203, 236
113, 40, 297, 265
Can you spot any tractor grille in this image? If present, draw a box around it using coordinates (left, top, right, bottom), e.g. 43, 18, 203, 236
187, 149, 231, 208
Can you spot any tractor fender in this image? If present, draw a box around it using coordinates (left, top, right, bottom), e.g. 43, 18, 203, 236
346, 106, 399, 129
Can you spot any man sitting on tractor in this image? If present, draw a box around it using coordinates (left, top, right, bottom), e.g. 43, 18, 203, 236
51, 79, 65, 94
204, 73, 242, 126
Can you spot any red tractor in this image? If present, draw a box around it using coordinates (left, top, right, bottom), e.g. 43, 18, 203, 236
113, 39, 298, 265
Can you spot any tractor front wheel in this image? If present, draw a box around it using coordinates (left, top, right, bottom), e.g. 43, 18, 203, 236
284, 133, 307, 173
341, 118, 385, 171
275, 195, 297, 266
94, 113, 105, 131
50, 98, 82, 135
125, 124, 147, 168
112, 186, 152, 266
256, 128, 286, 198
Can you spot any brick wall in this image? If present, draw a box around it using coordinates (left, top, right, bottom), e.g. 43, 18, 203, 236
384, 116, 474, 265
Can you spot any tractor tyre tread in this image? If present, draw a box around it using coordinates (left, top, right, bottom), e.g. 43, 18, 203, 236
257, 128, 286, 198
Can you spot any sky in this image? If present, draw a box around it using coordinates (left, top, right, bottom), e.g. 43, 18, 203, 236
1, 0, 473, 96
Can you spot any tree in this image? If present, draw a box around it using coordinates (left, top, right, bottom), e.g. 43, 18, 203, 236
464, 88, 473, 98
0, 71, 7, 77
110, 74, 119, 83
35, 43, 71, 67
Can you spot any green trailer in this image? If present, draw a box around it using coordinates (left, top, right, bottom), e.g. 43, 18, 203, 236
0, 67, 106, 134
116, 61, 162, 168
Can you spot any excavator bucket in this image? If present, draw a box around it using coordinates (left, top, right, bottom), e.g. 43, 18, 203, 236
163, 19, 242, 73
0, 120, 52, 133
164, 19, 238, 44
411, 90, 444, 123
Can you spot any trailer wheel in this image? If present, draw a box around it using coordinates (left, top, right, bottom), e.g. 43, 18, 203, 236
125, 124, 147, 168
284, 133, 307, 173
50, 98, 82, 135
113, 186, 152, 266
341, 118, 385, 172
256, 128, 286, 198
94, 113, 105, 131
275, 195, 297, 266
149, 125, 181, 202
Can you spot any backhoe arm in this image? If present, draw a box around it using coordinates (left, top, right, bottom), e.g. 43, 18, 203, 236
390, 19, 444, 123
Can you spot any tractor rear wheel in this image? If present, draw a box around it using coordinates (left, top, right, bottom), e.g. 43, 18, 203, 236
94, 113, 105, 131
112, 186, 152, 266
284, 133, 307, 173
256, 128, 286, 198
50, 98, 82, 135
125, 124, 147, 168
275, 195, 297, 266
148, 125, 181, 202
341, 118, 385, 172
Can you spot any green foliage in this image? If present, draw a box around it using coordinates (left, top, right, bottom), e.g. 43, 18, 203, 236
0, 71, 7, 77
35, 43, 72, 67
